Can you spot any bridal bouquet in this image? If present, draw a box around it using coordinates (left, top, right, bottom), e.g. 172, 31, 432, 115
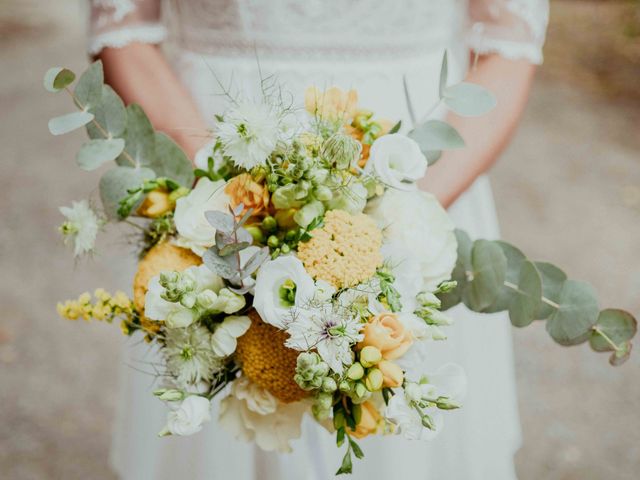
47, 58, 637, 474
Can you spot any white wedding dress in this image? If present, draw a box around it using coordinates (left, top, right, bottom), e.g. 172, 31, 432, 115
87, 1, 549, 479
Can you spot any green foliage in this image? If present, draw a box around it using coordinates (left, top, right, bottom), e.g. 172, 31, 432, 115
86, 85, 126, 139
152, 132, 195, 187
48, 111, 94, 136
116, 104, 155, 168
99, 166, 156, 219
74, 61, 103, 110
442, 83, 497, 117
43, 67, 75, 93
439, 229, 637, 365
408, 120, 465, 153
77, 138, 125, 171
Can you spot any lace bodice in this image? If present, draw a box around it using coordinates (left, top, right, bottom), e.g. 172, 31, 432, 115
88, 0, 549, 64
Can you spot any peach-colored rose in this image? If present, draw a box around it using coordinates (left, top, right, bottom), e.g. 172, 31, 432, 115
350, 401, 382, 439
304, 86, 358, 123
359, 312, 413, 360
224, 173, 270, 218
137, 189, 173, 218
378, 360, 404, 388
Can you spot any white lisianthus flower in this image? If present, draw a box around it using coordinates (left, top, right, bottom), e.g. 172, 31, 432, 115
217, 102, 280, 170
59, 200, 103, 257
161, 395, 212, 436
285, 304, 364, 374
366, 189, 457, 291
365, 134, 427, 190
253, 255, 316, 329
385, 363, 466, 441
219, 377, 307, 452
174, 178, 230, 256
210, 315, 251, 357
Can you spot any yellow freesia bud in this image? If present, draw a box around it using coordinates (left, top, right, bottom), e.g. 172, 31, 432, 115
364, 368, 384, 392
359, 345, 382, 368
137, 189, 173, 218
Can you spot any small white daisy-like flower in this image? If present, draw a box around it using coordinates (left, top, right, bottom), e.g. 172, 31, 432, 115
285, 304, 364, 374
164, 324, 222, 386
58, 200, 102, 257
216, 102, 280, 170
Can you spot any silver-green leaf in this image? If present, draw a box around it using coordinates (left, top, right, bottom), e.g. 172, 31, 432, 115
438, 51, 448, 98
117, 104, 155, 168
44, 67, 75, 93
546, 280, 599, 346
99, 166, 156, 219
590, 309, 637, 353
74, 61, 103, 110
408, 120, 465, 152
464, 239, 508, 311
77, 138, 125, 171
534, 262, 567, 320
86, 84, 126, 139
443, 82, 497, 117
151, 132, 195, 187
508, 261, 542, 328
48, 111, 94, 136
483, 241, 526, 314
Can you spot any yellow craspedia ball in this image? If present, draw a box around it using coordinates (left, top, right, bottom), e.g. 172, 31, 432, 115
297, 209, 383, 289
235, 310, 308, 403
133, 242, 202, 332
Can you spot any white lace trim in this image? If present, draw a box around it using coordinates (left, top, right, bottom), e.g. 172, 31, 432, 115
467, 36, 543, 65
88, 23, 167, 55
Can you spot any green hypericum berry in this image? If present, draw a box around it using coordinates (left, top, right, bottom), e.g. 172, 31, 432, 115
261, 216, 277, 232
280, 244, 291, 254
267, 235, 280, 248
245, 225, 264, 244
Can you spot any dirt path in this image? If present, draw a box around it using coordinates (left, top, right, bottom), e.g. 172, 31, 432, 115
1, 3, 638, 479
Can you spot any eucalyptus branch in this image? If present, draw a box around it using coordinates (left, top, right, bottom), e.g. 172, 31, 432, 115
592, 326, 622, 352
503, 280, 560, 309
64, 86, 137, 167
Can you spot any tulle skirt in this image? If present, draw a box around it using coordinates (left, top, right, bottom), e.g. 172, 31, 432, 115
110, 48, 521, 480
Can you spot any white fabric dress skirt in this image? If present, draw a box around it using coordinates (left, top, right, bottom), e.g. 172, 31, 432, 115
110, 46, 521, 480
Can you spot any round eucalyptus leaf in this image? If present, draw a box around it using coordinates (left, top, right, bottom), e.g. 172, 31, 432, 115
508, 261, 542, 328
99, 166, 156, 219
43, 67, 75, 93
74, 61, 103, 110
408, 120, 465, 152
589, 309, 637, 352
483, 241, 526, 313
464, 239, 508, 312
609, 342, 632, 366
48, 111, 94, 136
425, 150, 442, 166
86, 85, 126, 139
439, 229, 472, 311
438, 51, 448, 98
202, 248, 238, 280
151, 132, 195, 187
443, 82, 497, 117
116, 104, 155, 168
546, 280, 599, 346
534, 262, 568, 319
77, 138, 125, 171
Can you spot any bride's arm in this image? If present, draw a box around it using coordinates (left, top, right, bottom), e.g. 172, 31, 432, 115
419, 0, 549, 208
88, 0, 208, 160
98, 44, 209, 159
419, 55, 536, 207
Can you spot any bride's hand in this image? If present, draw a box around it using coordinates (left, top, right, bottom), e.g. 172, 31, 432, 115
418, 54, 536, 208
98, 43, 211, 161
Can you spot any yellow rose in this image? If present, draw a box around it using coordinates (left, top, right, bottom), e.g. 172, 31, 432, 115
137, 189, 173, 218
225, 173, 270, 218
304, 86, 358, 123
359, 312, 413, 360
378, 360, 404, 388
350, 401, 382, 439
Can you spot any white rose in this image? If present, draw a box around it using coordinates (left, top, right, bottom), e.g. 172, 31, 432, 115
162, 395, 212, 436
219, 377, 307, 452
365, 134, 427, 190
366, 189, 457, 291
174, 177, 230, 256
253, 255, 316, 328
210, 315, 251, 357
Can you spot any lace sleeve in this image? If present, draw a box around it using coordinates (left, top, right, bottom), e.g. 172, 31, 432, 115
467, 0, 550, 65
88, 0, 166, 55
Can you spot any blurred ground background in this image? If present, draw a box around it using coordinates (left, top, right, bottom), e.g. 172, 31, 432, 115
1, 0, 639, 479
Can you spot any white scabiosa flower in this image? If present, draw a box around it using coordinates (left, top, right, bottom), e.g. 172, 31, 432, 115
58, 200, 102, 257
364, 134, 427, 190
174, 178, 230, 256
366, 189, 457, 292
253, 255, 316, 329
161, 395, 212, 436
285, 304, 364, 374
217, 102, 280, 170
218, 376, 306, 452
164, 324, 222, 386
